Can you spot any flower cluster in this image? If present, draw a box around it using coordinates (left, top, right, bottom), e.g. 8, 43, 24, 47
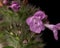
3, 0, 20, 12
2, 0, 60, 40
26, 10, 60, 40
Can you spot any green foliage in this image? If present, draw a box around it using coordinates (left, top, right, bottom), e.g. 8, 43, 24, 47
3, 46, 14, 48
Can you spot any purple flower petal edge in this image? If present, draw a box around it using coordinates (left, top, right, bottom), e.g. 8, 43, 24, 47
26, 16, 33, 26
56, 23, 60, 30
34, 10, 46, 20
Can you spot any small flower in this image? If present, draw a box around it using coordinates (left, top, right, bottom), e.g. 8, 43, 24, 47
3, 0, 8, 5
26, 16, 45, 33
34, 10, 46, 20
44, 24, 59, 40
26, 10, 46, 33
9, 1, 20, 12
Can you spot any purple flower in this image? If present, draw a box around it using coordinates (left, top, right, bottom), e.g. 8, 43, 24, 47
44, 23, 60, 40
3, 0, 8, 5
11, 1, 18, 4
34, 10, 46, 20
9, 1, 20, 12
26, 10, 60, 40
26, 16, 45, 33
26, 10, 46, 33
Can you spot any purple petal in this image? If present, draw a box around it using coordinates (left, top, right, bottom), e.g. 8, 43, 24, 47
11, 1, 18, 4
53, 30, 58, 40
26, 16, 33, 25
9, 1, 20, 12
30, 25, 42, 33
29, 20, 45, 33
44, 24, 56, 30
44, 24, 58, 40
34, 10, 46, 20
56, 23, 60, 30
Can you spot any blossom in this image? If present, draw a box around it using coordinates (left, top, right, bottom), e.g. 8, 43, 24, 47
26, 16, 45, 33
34, 10, 46, 20
9, 1, 20, 12
26, 10, 46, 33
3, 0, 8, 5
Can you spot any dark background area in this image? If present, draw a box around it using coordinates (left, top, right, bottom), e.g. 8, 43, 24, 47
28, 0, 60, 48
